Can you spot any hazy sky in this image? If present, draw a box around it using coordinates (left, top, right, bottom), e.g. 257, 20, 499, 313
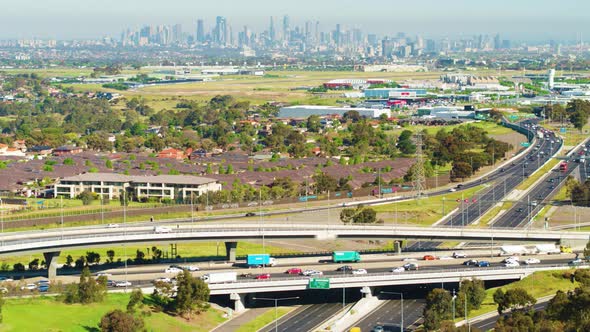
1, 0, 588, 41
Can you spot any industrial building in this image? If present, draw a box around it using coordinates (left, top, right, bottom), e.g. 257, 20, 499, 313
363, 88, 428, 99
416, 106, 475, 120
279, 105, 391, 119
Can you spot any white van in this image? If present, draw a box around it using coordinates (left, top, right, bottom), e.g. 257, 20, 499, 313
154, 226, 172, 234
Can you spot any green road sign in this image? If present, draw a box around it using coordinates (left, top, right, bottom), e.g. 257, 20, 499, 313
309, 278, 330, 289
520, 142, 531, 147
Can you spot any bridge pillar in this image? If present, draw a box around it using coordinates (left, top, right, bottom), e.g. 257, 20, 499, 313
360, 286, 375, 298
225, 242, 238, 262
43, 251, 61, 279
394, 241, 402, 254
230, 293, 246, 313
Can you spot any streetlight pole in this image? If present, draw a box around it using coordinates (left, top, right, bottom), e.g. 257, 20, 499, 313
381, 291, 403, 332
253, 297, 299, 332
452, 289, 456, 322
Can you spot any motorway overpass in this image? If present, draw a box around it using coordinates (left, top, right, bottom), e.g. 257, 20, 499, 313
1, 223, 589, 278
209, 263, 577, 311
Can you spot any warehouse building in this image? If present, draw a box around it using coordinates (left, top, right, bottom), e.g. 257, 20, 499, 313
279, 105, 391, 119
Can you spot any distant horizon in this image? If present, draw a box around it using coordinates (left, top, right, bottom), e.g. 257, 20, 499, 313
0, 0, 587, 41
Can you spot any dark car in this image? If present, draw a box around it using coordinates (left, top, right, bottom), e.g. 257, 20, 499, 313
463, 259, 479, 266
337, 265, 353, 272
38, 284, 50, 292
245, 212, 256, 217
516, 208, 524, 213
106, 280, 116, 287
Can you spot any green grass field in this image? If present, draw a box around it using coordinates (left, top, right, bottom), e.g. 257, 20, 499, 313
373, 185, 486, 226
0, 293, 226, 332
468, 269, 579, 319
234, 307, 292, 332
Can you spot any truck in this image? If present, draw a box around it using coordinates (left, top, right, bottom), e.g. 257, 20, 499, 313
534, 244, 561, 255
246, 254, 276, 267
560, 245, 573, 253
201, 272, 237, 284
537, 131, 544, 139
333, 251, 361, 263
499, 245, 529, 256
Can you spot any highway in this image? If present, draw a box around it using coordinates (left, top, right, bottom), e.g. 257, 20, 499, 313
259, 303, 344, 332
349, 298, 425, 332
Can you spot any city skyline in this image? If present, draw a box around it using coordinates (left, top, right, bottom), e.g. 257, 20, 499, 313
0, 0, 588, 41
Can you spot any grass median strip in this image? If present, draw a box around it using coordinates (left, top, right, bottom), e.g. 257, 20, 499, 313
515, 159, 559, 192
235, 307, 293, 332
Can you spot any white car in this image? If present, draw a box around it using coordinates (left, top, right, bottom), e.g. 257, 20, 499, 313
439, 256, 455, 260
308, 271, 323, 277
391, 267, 405, 273
503, 256, 520, 263
96, 272, 111, 278
153, 277, 171, 284
524, 258, 541, 265
154, 226, 172, 234
505, 261, 520, 268
402, 258, 418, 262
452, 252, 467, 258
182, 265, 200, 272
115, 281, 132, 287
165, 267, 183, 274
449, 188, 457, 192
106, 223, 119, 228
352, 269, 368, 275
21, 283, 37, 290
302, 270, 322, 276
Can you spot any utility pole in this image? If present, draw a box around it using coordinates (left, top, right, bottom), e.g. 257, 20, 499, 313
413, 133, 426, 198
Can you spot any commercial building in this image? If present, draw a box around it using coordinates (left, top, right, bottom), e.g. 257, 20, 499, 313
279, 105, 391, 119
416, 106, 475, 120
54, 173, 221, 200
363, 88, 428, 99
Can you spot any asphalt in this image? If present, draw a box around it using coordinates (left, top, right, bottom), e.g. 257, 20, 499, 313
260, 302, 344, 332
350, 299, 425, 332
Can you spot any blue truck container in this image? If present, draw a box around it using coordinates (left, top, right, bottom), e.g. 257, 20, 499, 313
246, 254, 276, 267
332, 251, 361, 263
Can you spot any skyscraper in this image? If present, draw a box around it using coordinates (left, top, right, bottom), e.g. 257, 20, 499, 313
269, 16, 276, 42
283, 15, 290, 42
214, 16, 227, 44
196, 19, 205, 42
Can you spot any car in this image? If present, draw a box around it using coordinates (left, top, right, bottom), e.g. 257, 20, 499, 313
439, 256, 454, 260
549, 178, 555, 183
403, 263, 419, 271
530, 201, 538, 207
115, 281, 132, 287
505, 261, 520, 267
372, 326, 385, 332
180, 265, 200, 272
307, 270, 324, 277
569, 259, 583, 266
96, 272, 112, 278
245, 212, 256, 217
477, 261, 490, 267
402, 258, 418, 262
0, 277, 13, 282
456, 184, 464, 188
453, 252, 467, 258
153, 277, 171, 284
239, 273, 253, 278
21, 283, 37, 290
516, 208, 524, 213
337, 265, 354, 272
449, 188, 457, 192
165, 267, 183, 274
503, 256, 520, 263
154, 226, 172, 234
38, 284, 50, 292
391, 267, 405, 273
423, 255, 437, 261
285, 268, 303, 275
524, 258, 541, 265
106, 280, 116, 287
500, 168, 505, 172
463, 259, 479, 266
301, 269, 319, 276
37, 279, 50, 285
352, 269, 368, 275
255, 273, 271, 280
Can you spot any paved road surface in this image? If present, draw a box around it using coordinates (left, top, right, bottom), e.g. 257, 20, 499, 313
259, 303, 343, 332
350, 299, 425, 332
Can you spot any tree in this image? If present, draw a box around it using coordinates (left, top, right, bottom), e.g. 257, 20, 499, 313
494, 288, 536, 314
77, 266, 107, 304
106, 250, 115, 264
86, 251, 101, 265
105, 159, 113, 169
99, 309, 144, 332
78, 190, 94, 206
423, 288, 453, 331
0, 292, 5, 323
340, 208, 356, 223
135, 250, 145, 263
65, 255, 74, 267
127, 289, 144, 313
173, 270, 210, 318
12, 263, 25, 272
456, 278, 486, 316
313, 172, 338, 193
354, 207, 377, 224
495, 311, 535, 332
451, 161, 472, 181
493, 289, 505, 314
28, 258, 40, 270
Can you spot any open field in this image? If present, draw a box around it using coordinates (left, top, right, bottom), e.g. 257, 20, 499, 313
468, 269, 579, 319
373, 185, 486, 226
0, 293, 226, 332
